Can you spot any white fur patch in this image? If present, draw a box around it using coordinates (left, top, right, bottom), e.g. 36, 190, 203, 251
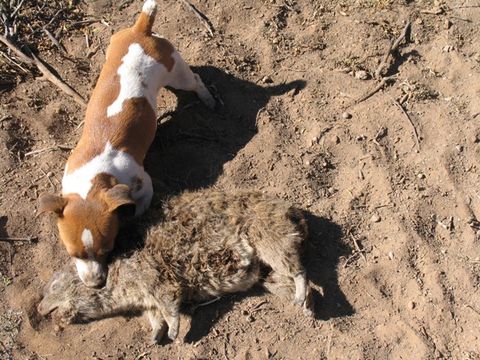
81, 228, 94, 252
142, 0, 157, 15
62, 142, 153, 216
107, 43, 167, 118
74, 258, 106, 287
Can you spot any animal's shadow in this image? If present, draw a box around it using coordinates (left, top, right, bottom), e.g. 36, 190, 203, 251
182, 213, 354, 343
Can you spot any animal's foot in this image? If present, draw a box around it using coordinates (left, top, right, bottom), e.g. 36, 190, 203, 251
167, 326, 178, 341
150, 322, 167, 344
199, 90, 216, 110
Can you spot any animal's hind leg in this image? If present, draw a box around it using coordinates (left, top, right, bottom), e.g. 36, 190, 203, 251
256, 237, 308, 307
263, 272, 295, 300
145, 308, 167, 344
165, 51, 216, 109
263, 272, 314, 317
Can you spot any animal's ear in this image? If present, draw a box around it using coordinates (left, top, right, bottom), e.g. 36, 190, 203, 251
38, 194, 67, 216
103, 184, 135, 212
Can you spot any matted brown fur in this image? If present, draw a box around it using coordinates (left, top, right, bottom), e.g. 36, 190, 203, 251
38, 189, 314, 344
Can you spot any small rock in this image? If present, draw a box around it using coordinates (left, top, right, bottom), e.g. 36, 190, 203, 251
408, 301, 416, 310
388, 251, 394, 260
332, 135, 340, 144
305, 160, 311, 166
370, 214, 381, 223
46, 171, 54, 178
455, 144, 464, 152
327, 187, 335, 195
471, 133, 480, 144
355, 70, 368, 80
342, 112, 352, 119
311, 136, 318, 145
417, 173, 425, 179
444, 19, 451, 30
262, 75, 273, 84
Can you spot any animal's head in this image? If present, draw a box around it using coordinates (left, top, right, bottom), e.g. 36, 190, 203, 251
37, 271, 81, 322
38, 184, 135, 287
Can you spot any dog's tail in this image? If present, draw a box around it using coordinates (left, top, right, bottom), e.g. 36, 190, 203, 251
133, 0, 157, 34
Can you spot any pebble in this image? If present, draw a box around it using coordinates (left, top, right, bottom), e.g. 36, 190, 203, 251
408, 301, 416, 310
305, 160, 311, 166
388, 251, 394, 260
370, 214, 381, 223
455, 144, 464, 152
311, 136, 318, 145
355, 70, 368, 80
472, 133, 480, 143
342, 112, 352, 119
262, 75, 273, 84
417, 173, 425, 179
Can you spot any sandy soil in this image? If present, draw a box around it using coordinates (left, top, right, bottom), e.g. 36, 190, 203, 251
1, 0, 480, 359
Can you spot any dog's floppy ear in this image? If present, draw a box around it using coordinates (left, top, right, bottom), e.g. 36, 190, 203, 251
38, 194, 68, 216
103, 184, 135, 212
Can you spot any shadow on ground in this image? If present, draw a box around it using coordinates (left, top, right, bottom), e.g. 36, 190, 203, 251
146, 65, 306, 194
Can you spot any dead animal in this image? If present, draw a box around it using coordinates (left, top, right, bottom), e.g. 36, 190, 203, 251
38, 189, 314, 344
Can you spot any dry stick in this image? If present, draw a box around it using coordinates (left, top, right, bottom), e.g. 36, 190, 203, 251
24, 144, 73, 157
0, 34, 32, 63
375, 20, 412, 79
350, 234, 367, 262
43, 28, 67, 54
0, 35, 86, 106
30, 52, 87, 107
179, 0, 215, 36
350, 76, 391, 107
392, 99, 420, 151
0, 237, 36, 243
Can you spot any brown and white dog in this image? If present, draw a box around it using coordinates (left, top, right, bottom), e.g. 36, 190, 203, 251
38, 0, 215, 287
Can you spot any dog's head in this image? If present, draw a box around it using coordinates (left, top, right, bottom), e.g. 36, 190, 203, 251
38, 184, 135, 287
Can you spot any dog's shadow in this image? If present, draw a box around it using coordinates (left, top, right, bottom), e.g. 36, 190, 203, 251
144, 65, 305, 195
182, 213, 354, 343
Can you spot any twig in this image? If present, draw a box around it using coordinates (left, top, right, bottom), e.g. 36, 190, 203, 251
392, 99, 420, 151
350, 76, 391, 107
67, 19, 100, 30
0, 50, 29, 73
0, 34, 33, 64
350, 234, 367, 262
198, 297, 221, 307
10, 0, 27, 19
0, 35, 87, 106
452, 5, 480, 9
0, 236, 36, 243
24, 144, 73, 157
43, 28, 67, 54
30, 52, 87, 107
375, 20, 411, 79
465, 304, 480, 317
179, 0, 215, 36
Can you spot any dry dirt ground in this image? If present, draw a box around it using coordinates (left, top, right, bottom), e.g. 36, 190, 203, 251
1, 0, 480, 359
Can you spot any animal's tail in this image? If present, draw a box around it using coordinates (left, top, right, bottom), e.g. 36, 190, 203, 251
133, 0, 157, 34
